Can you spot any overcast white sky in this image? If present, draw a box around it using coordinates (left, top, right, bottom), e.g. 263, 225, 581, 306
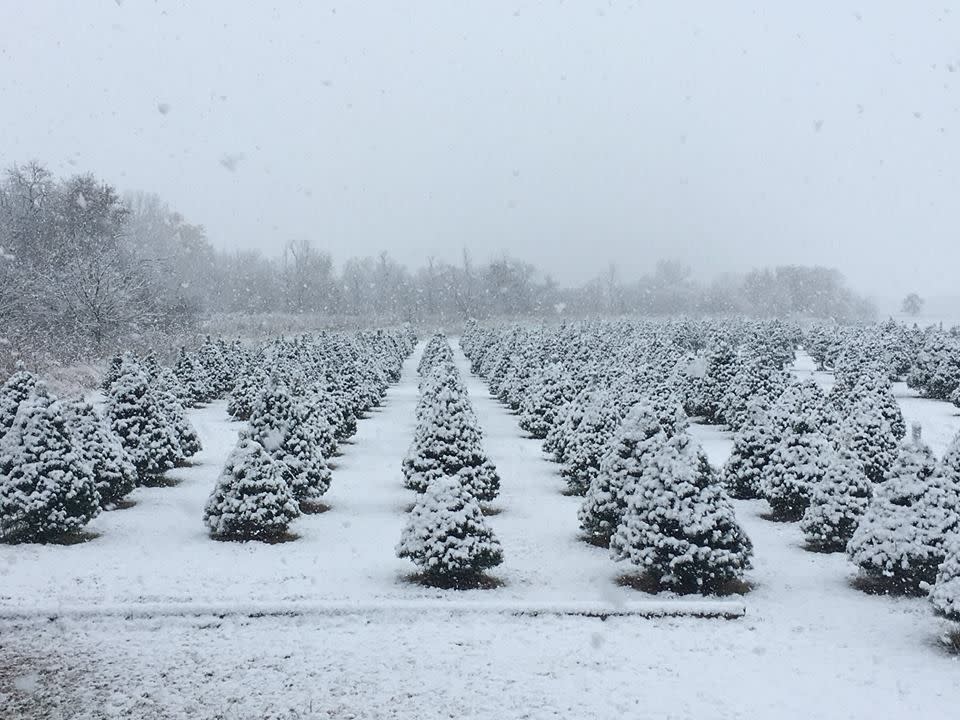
2, 1, 958, 299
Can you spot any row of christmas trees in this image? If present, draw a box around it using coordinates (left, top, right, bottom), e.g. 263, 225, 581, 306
395, 334, 503, 586
460, 320, 960, 616
0, 348, 205, 542
462, 324, 754, 594
0, 327, 416, 544
203, 328, 416, 540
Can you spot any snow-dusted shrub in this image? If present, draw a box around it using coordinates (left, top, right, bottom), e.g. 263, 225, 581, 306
195, 336, 234, 397
279, 410, 333, 505
0, 388, 100, 542
63, 399, 137, 507
417, 332, 454, 379
203, 436, 300, 541
610, 430, 752, 594
848, 424, 959, 594
396, 474, 503, 587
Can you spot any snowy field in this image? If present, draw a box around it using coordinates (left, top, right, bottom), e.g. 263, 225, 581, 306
2, 342, 960, 719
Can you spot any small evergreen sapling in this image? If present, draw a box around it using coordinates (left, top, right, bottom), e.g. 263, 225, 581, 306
203, 435, 300, 541
396, 474, 503, 587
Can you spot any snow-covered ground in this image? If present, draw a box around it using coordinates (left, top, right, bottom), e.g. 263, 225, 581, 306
2, 343, 959, 719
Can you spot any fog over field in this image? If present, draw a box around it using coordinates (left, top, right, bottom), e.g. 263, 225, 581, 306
2, 1, 959, 302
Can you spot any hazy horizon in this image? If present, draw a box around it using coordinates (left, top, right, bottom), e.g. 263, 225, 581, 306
3, 1, 958, 300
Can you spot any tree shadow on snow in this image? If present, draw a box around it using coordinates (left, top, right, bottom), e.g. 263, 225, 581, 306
401, 571, 505, 591
616, 572, 754, 597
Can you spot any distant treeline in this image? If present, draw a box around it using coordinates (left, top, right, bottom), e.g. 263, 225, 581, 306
0, 162, 874, 368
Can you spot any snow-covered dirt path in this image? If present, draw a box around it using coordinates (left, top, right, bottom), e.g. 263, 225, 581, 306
451, 340, 629, 602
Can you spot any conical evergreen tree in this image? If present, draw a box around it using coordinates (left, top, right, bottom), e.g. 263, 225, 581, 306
844, 394, 900, 485
518, 362, 573, 440
204, 436, 300, 540
402, 380, 499, 502
279, 407, 333, 506
396, 474, 503, 587
106, 364, 182, 479
722, 404, 776, 500
761, 415, 834, 521
0, 367, 38, 436
145, 355, 202, 462
848, 424, 959, 593
799, 429, 872, 552
610, 430, 752, 594
560, 390, 622, 496
174, 347, 213, 407
0, 388, 101, 542
578, 401, 684, 544
228, 361, 266, 421
63, 399, 138, 507
931, 534, 960, 621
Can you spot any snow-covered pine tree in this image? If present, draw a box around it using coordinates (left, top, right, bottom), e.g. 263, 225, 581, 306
247, 380, 333, 504
517, 362, 573, 440
0, 367, 38, 436
0, 387, 101, 542
761, 413, 834, 521
106, 363, 183, 480
609, 429, 752, 594
101, 353, 124, 392
63, 399, 137, 507
578, 400, 687, 544
396, 474, 503, 587
227, 361, 265, 421
144, 354, 202, 462
848, 424, 959, 594
722, 404, 777, 500
843, 393, 900, 484
721, 358, 790, 432
698, 339, 740, 425
402, 380, 499, 503
203, 435, 301, 541
196, 336, 233, 397
931, 534, 960, 621
278, 405, 333, 508
560, 390, 623, 496
173, 347, 213, 407
799, 428, 872, 552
